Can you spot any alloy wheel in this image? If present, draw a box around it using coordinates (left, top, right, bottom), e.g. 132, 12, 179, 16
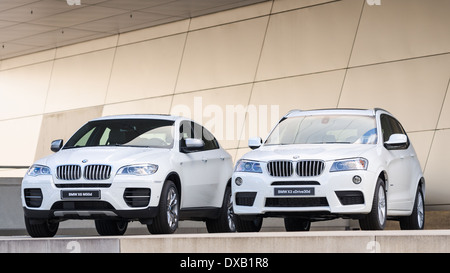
166, 187, 179, 229
378, 186, 386, 226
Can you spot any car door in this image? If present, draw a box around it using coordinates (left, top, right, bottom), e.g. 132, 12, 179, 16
198, 124, 231, 208
178, 121, 218, 208
381, 114, 416, 211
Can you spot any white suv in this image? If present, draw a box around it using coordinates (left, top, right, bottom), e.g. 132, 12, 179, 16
22, 115, 235, 237
232, 109, 425, 231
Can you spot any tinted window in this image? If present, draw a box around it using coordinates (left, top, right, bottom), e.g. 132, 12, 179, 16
179, 121, 219, 152
179, 120, 192, 150
380, 114, 409, 148
197, 124, 219, 150
380, 115, 392, 142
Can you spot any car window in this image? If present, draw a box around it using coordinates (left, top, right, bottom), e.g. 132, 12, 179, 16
380, 115, 393, 142
179, 120, 192, 150
380, 114, 409, 148
198, 124, 219, 150
179, 121, 219, 152
265, 115, 377, 145
65, 119, 175, 149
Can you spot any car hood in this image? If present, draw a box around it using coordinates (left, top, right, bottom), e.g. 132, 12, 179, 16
241, 144, 376, 162
38, 146, 170, 167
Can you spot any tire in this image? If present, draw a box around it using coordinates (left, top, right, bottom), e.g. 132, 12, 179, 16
399, 186, 425, 230
24, 216, 59, 238
206, 186, 236, 233
284, 218, 311, 232
148, 180, 179, 234
359, 178, 387, 230
235, 215, 263, 232
95, 220, 128, 236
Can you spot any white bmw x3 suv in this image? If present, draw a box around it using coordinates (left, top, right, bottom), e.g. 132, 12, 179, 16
232, 108, 425, 231
22, 115, 235, 237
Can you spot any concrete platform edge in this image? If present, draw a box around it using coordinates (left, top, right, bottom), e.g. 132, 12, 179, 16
1, 230, 450, 253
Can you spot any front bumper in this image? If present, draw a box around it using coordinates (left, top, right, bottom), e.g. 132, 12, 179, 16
21, 174, 164, 221
231, 170, 378, 219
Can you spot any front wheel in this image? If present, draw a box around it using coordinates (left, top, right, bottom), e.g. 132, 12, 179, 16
206, 186, 236, 233
359, 178, 386, 230
147, 180, 179, 234
24, 216, 59, 238
399, 186, 425, 230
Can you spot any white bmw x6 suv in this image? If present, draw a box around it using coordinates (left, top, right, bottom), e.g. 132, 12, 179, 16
22, 115, 235, 237
232, 108, 425, 231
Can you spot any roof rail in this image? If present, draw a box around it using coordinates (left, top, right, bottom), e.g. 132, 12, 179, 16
284, 109, 302, 117
374, 108, 392, 115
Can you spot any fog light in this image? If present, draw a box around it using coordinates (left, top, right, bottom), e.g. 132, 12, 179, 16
235, 177, 243, 186
352, 175, 362, 184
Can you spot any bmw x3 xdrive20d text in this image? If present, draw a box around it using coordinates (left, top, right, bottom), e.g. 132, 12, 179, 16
232, 108, 425, 231
22, 115, 235, 237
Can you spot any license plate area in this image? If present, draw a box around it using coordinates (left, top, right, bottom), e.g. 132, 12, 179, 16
274, 187, 315, 196
61, 190, 101, 200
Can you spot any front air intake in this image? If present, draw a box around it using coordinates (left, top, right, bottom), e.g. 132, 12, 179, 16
123, 188, 151, 207
24, 188, 43, 208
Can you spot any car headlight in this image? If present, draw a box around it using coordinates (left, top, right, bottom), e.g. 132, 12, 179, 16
330, 158, 368, 172
235, 160, 262, 173
27, 164, 51, 176
117, 164, 158, 176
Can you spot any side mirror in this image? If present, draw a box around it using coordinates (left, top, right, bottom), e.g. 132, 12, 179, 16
51, 139, 63, 152
384, 134, 408, 150
182, 138, 205, 152
248, 137, 262, 150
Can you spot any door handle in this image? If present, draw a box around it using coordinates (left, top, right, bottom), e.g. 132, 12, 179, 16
202, 158, 208, 163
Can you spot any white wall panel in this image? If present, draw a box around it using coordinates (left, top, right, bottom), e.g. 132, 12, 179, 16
106, 34, 186, 104
0, 116, 42, 166
256, 0, 362, 81
351, 0, 450, 66
339, 54, 450, 132
408, 131, 435, 172
0, 62, 52, 120
437, 80, 450, 130
424, 129, 450, 208
102, 96, 172, 116
45, 49, 115, 113
176, 17, 268, 93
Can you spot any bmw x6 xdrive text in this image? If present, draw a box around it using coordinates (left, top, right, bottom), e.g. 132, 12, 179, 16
22, 115, 235, 237
232, 108, 425, 231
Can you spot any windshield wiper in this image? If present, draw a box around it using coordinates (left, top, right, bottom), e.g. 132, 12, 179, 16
62, 145, 83, 149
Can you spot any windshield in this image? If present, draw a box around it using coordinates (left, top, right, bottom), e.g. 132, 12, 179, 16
64, 119, 175, 149
265, 115, 377, 145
